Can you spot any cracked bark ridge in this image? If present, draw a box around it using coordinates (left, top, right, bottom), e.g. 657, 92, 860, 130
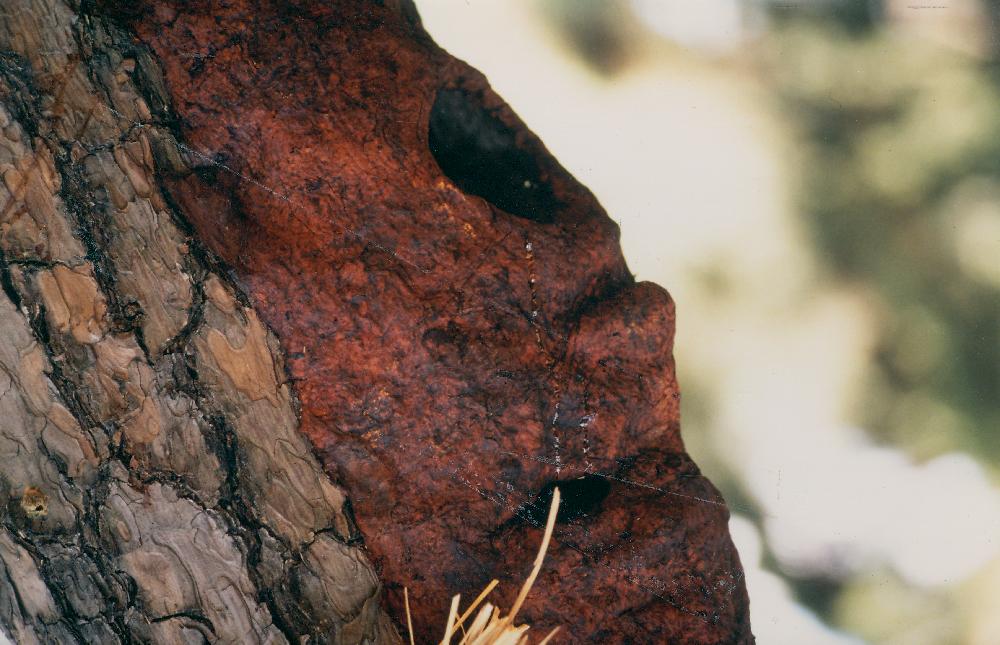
0, 1, 399, 642
117, 1, 755, 643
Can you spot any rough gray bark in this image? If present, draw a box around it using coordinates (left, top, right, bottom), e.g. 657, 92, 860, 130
0, 1, 400, 642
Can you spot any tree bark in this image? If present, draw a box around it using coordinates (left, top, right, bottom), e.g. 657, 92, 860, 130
0, 1, 752, 643
0, 1, 399, 642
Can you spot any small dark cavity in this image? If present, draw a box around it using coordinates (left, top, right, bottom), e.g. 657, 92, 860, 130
421, 322, 469, 360
520, 475, 611, 525
429, 88, 558, 223
188, 55, 206, 77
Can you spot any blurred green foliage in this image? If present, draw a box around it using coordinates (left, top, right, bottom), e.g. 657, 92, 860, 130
764, 12, 1000, 469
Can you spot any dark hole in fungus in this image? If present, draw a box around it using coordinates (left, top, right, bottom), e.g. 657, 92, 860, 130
521, 475, 612, 525
429, 88, 558, 223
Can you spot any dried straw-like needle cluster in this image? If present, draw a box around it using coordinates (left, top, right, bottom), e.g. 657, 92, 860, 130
405, 488, 562, 645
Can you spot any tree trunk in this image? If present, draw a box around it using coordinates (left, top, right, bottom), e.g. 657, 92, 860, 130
0, 1, 752, 643
0, 2, 399, 642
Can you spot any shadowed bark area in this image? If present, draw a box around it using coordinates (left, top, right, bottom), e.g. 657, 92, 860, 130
0, 0, 752, 643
